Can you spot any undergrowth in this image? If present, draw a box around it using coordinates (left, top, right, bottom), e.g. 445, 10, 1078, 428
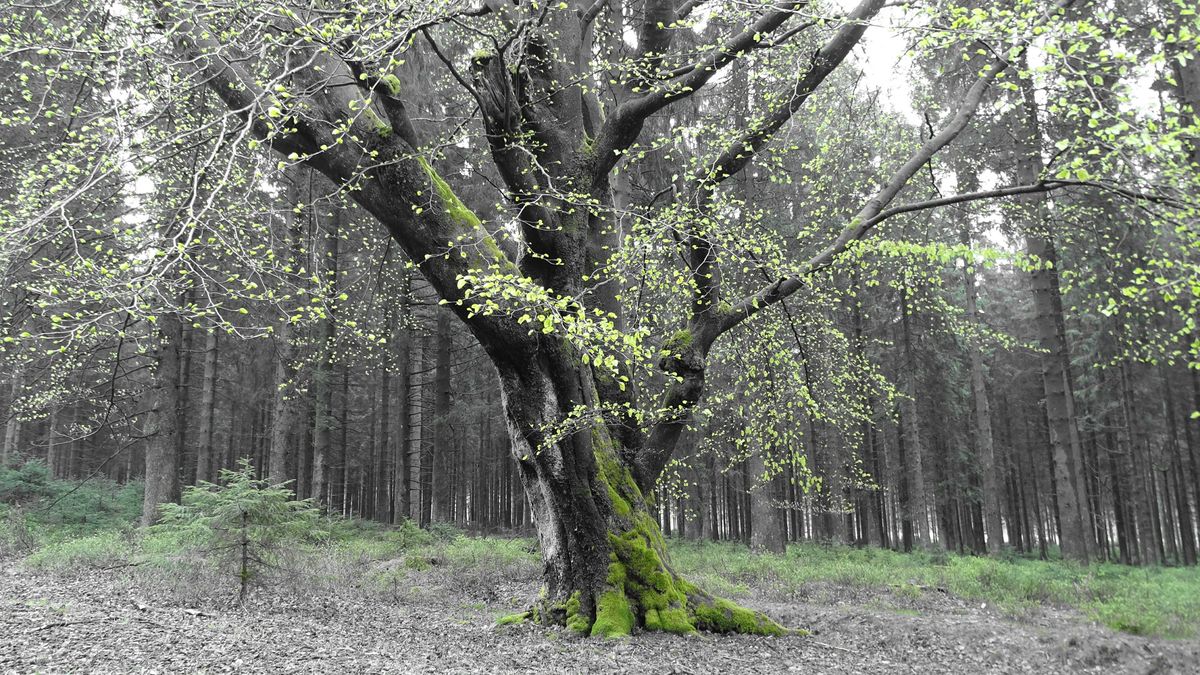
669, 540, 1200, 639
5, 460, 1197, 638
1, 460, 142, 555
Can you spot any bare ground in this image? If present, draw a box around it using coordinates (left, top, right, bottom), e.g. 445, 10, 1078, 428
1, 559, 1197, 674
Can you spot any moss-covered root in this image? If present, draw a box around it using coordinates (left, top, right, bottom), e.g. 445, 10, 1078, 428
497, 587, 798, 638
691, 597, 799, 636
497, 610, 534, 626
587, 431, 797, 638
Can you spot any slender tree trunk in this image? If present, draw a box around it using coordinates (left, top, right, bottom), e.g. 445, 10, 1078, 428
46, 407, 58, 478
408, 334, 425, 523
1119, 362, 1157, 565
1016, 68, 1091, 563
268, 176, 305, 487
195, 328, 219, 483
337, 364, 351, 515
1162, 366, 1196, 565
1179, 365, 1200, 565
2, 366, 22, 466
142, 312, 183, 526
959, 225, 1004, 553
431, 308, 453, 522
393, 277, 412, 522
310, 207, 341, 506
898, 284, 930, 548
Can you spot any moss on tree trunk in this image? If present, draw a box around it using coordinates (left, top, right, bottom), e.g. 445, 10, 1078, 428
500, 428, 794, 638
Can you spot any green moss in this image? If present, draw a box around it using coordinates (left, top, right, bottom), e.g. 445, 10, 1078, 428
646, 606, 696, 634
564, 591, 591, 635
590, 424, 785, 638
417, 157, 483, 229
591, 588, 635, 638
605, 518, 698, 635
692, 598, 792, 636
664, 328, 693, 354
606, 555, 627, 586
593, 428, 639, 518
497, 610, 532, 626
362, 107, 393, 138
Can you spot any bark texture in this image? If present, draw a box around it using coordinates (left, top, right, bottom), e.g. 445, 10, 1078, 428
1016, 69, 1092, 563
142, 312, 183, 526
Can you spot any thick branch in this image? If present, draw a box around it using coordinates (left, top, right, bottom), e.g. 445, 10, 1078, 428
720, 58, 1010, 332
156, 2, 319, 160
590, 1, 808, 181
692, 0, 884, 198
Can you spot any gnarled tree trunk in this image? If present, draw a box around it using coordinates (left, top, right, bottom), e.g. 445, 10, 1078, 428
493, 344, 786, 636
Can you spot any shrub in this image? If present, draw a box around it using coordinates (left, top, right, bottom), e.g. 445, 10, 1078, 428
427, 521, 464, 543
0, 459, 143, 542
0, 460, 56, 504
0, 504, 36, 556
151, 459, 326, 603
327, 517, 433, 561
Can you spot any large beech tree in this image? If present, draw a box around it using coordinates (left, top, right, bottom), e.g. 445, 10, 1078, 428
3, 0, 1193, 636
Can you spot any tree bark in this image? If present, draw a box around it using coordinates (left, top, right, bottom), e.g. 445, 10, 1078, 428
393, 273, 412, 523
2, 365, 22, 466
1016, 67, 1092, 563
431, 308, 454, 522
408, 333, 425, 523
1118, 361, 1157, 565
268, 175, 305, 487
747, 448, 784, 554
959, 224, 1004, 553
310, 206, 341, 506
142, 312, 183, 526
195, 328, 219, 483
899, 284, 931, 548
1162, 366, 1196, 565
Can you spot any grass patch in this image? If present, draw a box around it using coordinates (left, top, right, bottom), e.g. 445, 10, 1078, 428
669, 540, 1200, 638
25, 531, 134, 570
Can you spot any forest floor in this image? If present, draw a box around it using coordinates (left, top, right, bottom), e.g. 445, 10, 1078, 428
3, 543, 1199, 674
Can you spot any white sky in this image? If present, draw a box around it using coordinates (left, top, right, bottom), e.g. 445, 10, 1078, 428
844, 4, 920, 125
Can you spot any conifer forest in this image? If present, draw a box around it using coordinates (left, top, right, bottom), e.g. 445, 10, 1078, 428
1, 0, 1200, 671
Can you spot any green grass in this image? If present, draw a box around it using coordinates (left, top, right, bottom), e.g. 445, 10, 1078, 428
669, 540, 1200, 638
25, 530, 134, 569
5, 463, 1197, 639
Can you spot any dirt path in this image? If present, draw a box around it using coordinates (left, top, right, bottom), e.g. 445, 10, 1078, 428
1, 562, 1196, 674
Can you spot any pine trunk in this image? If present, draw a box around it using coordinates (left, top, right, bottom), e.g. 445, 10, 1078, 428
431, 308, 453, 522
899, 284, 930, 548
2, 366, 22, 466
310, 207, 341, 506
195, 328, 219, 483
960, 225, 1004, 553
1016, 68, 1091, 563
142, 312, 183, 526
